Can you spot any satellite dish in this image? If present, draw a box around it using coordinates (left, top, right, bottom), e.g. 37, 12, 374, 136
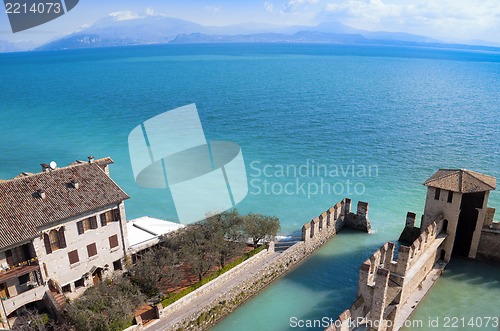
49, 161, 57, 170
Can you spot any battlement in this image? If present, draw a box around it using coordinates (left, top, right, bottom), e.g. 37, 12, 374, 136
330, 213, 448, 331
483, 207, 500, 230
302, 198, 370, 242
359, 215, 445, 287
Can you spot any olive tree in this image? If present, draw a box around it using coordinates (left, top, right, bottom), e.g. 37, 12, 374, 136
65, 278, 145, 331
243, 213, 280, 248
129, 246, 180, 297
204, 210, 246, 267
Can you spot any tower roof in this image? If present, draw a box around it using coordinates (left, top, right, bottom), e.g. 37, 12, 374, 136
424, 169, 496, 193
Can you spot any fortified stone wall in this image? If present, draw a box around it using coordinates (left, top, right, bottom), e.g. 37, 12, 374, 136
327, 216, 446, 331
302, 198, 371, 243
159, 198, 370, 331
477, 207, 500, 262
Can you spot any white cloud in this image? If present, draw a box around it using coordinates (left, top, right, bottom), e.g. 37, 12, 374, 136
281, 0, 321, 17
289, 0, 319, 6
143, 7, 158, 16
204, 5, 222, 14
265, 2, 274, 13
109, 8, 164, 21
109, 10, 142, 21
322, 0, 500, 42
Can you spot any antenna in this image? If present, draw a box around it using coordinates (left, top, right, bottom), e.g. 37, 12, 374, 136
49, 161, 57, 170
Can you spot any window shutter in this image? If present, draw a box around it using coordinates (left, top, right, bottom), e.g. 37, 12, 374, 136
58, 227, 67, 248
113, 209, 121, 222
100, 213, 107, 227
90, 216, 98, 229
87, 243, 97, 257
68, 250, 79, 264
109, 235, 119, 249
5, 250, 14, 266
77, 221, 84, 235
44, 233, 52, 254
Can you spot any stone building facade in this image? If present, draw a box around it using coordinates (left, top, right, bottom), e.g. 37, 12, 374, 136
0, 157, 130, 328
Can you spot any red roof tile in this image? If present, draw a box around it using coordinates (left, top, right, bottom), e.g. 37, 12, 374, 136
0, 158, 129, 250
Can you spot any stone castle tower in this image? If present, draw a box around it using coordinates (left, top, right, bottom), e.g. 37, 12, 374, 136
421, 169, 496, 262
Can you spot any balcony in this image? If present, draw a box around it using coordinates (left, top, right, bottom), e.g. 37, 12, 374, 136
0, 258, 46, 316
0, 258, 40, 286
2, 284, 46, 316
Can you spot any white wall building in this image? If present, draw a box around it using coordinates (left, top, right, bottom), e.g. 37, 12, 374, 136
0, 157, 130, 328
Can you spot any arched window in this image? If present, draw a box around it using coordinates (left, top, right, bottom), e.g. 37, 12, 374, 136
43, 227, 67, 254
49, 230, 59, 251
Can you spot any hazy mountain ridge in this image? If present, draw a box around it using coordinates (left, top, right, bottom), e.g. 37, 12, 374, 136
4, 12, 496, 52
36, 13, 441, 51
0, 40, 19, 52
0, 39, 37, 52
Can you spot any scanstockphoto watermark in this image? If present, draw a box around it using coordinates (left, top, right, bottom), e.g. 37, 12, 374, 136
289, 316, 392, 329
249, 160, 379, 199
289, 316, 499, 329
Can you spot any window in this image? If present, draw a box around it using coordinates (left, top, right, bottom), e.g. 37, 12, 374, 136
77, 216, 98, 235
68, 250, 79, 265
49, 230, 59, 251
0, 282, 9, 299
43, 228, 67, 254
447, 191, 453, 203
100, 209, 120, 226
18, 274, 29, 285
74, 278, 85, 288
5, 250, 13, 266
62, 284, 71, 293
113, 259, 122, 271
109, 235, 119, 249
113, 208, 121, 222
434, 188, 441, 200
87, 243, 98, 257
100, 213, 107, 227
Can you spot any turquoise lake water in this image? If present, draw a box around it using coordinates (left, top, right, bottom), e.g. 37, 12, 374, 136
0, 44, 499, 330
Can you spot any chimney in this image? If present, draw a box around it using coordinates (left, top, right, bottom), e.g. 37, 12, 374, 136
37, 189, 46, 199
41, 163, 50, 173
88, 156, 95, 164
71, 180, 80, 189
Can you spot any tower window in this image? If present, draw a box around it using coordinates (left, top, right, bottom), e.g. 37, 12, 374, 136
447, 191, 453, 203
434, 188, 441, 200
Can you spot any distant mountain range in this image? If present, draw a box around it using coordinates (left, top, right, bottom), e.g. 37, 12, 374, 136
0, 39, 35, 52
1, 11, 498, 52
36, 12, 444, 51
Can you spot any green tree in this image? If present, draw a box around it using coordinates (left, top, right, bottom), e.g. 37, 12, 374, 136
129, 246, 180, 297
178, 223, 219, 282
204, 210, 246, 268
65, 278, 145, 331
243, 213, 280, 248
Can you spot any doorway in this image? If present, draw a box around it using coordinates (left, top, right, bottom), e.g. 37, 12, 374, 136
0, 282, 9, 299
453, 192, 485, 257
92, 268, 102, 285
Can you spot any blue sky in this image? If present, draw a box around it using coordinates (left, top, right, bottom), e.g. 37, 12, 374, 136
1, 0, 500, 45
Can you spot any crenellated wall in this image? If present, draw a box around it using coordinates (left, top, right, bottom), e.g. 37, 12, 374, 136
477, 207, 500, 262
302, 198, 371, 243
327, 215, 447, 331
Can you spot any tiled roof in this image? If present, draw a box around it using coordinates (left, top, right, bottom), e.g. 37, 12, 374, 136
0, 158, 129, 250
424, 169, 496, 193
